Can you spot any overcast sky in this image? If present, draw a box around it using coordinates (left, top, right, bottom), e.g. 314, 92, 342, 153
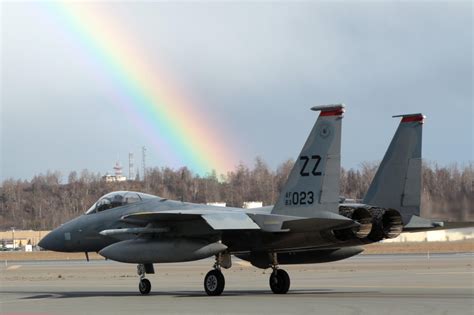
1, 1, 472, 182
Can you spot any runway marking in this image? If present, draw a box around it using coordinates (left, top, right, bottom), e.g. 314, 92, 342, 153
6, 265, 21, 270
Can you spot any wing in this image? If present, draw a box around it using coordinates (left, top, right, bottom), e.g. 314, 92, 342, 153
120, 210, 261, 231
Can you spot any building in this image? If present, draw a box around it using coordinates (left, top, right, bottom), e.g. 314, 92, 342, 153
102, 174, 127, 182
102, 161, 127, 182
206, 202, 227, 207
0, 230, 50, 250
243, 201, 263, 209
382, 228, 474, 243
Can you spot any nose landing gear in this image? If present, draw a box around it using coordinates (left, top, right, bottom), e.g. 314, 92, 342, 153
137, 264, 153, 295
139, 278, 151, 295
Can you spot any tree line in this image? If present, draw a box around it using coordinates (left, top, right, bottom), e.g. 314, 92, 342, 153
0, 158, 472, 230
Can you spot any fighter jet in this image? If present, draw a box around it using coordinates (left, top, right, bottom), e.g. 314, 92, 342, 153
39, 105, 472, 296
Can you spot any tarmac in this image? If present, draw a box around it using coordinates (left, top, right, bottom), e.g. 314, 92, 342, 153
1, 253, 473, 315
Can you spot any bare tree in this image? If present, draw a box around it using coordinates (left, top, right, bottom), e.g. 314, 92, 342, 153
0, 160, 472, 229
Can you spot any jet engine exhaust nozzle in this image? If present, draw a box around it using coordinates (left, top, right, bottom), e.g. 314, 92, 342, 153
381, 209, 403, 239
335, 207, 373, 241
367, 208, 403, 241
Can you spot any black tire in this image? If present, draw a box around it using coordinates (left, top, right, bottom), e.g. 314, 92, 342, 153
204, 269, 225, 296
139, 278, 151, 295
269, 269, 290, 294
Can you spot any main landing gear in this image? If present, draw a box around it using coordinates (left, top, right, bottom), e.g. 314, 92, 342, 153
135, 253, 291, 296
137, 263, 154, 295
269, 253, 290, 294
204, 253, 231, 296
204, 269, 225, 296
269, 269, 290, 294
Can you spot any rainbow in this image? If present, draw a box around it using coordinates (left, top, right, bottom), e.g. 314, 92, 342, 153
44, 2, 237, 175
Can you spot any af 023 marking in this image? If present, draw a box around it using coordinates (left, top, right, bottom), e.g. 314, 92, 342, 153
299, 155, 322, 177
285, 191, 314, 206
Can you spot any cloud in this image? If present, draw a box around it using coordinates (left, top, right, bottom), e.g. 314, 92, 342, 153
1, 1, 472, 181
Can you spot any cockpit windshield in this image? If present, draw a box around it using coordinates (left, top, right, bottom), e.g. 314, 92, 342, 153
85, 191, 156, 215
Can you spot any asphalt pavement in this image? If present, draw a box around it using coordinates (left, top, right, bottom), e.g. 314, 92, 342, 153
1, 253, 473, 315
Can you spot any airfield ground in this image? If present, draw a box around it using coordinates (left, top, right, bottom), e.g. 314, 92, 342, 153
1, 250, 472, 315
0, 240, 472, 261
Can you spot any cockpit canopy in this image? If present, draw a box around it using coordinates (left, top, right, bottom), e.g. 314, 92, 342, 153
85, 191, 156, 215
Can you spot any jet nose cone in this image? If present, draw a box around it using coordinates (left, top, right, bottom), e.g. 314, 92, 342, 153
38, 229, 65, 251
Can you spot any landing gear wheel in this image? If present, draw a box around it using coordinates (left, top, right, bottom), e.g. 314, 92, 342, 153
269, 269, 290, 294
204, 269, 225, 296
139, 278, 151, 295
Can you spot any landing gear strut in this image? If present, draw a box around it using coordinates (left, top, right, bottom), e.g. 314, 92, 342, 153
137, 264, 153, 295
269, 253, 290, 294
203, 253, 230, 296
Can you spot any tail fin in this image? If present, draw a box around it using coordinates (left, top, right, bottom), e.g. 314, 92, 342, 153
363, 113, 425, 223
272, 104, 344, 217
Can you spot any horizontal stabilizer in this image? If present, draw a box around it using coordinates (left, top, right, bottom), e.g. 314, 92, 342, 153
441, 222, 474, 229
403, 215, 474, 232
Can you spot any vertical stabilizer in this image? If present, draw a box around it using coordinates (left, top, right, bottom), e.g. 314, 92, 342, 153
363, 113, 424, 223
272, 105, 344, 217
